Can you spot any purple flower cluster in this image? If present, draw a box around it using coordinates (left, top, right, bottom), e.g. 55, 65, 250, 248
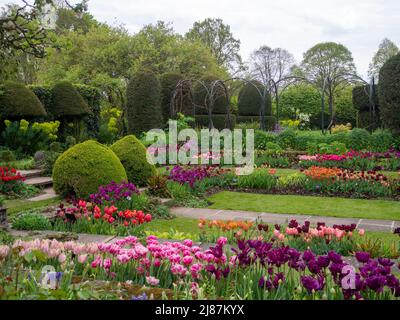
232, 239, 399, 299
167, 166, 211, 188
89, 181, 140, 205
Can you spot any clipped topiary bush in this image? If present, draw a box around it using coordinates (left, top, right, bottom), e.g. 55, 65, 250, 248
0, 81, 47, 119
379, 53, 400, 135
238, 81, 272, 116
75, 84, 101, 139
160, 72, 193, 119
126, 70, 163, 136
352, 85, 380, 129
110, 135, 156, 186
52, 140, 127, 198
50, 81, 91, 118
193, 75, 228, 115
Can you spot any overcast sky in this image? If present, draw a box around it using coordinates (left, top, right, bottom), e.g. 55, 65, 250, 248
2, 0, 400, 77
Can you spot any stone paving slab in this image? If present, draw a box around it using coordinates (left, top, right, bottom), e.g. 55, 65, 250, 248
28, 187, 58, 202
170, 207, 398, 232
25, 176, 53, 187
19, 169, 44, 179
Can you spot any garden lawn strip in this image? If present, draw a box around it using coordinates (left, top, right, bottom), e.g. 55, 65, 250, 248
207, 191, 400, 221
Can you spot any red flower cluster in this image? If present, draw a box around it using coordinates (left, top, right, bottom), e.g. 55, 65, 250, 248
93, 205, 152, 226
57, 200, 152, 227
0, 167, 25, 183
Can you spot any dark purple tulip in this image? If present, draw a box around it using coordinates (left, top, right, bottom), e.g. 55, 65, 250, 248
301, 275, 325, 293
302, 250, 315, 262
378, 258, 394, 267
273, 272, 285, 288
365, 275, 386, 292
328, 251, 342, 264
355, 252, 370, 264
317, 255, 330, 269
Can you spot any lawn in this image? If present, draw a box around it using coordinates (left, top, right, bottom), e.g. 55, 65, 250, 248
208, 191, 400, 220
5, 197, 60, 216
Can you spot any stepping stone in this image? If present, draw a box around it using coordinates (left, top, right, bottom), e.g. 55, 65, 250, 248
29, 187, 58, 202
25, 176, 53, 188
19, 169, 44, 179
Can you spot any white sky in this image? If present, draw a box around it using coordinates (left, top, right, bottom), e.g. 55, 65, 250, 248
2, 0, 400, 77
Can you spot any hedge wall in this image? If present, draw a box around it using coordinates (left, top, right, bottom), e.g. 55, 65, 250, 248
352, 85, 380, 130
195, 115, 236, 130
236, 115, 276, 130
238, 81, 272, 117
379, 53, 400, 135
193, 75, 229, 115
126, 70, 163, 136
30, 83, 102, 139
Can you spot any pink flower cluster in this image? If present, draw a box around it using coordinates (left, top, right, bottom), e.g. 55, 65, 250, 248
8, 236, 229, 283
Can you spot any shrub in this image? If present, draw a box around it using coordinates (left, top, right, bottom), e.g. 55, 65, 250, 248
379, 53, 400, 135
237, 169, 277, 190
126, 70, 163, 136
193, 75, 228, 115
50, 81, 91, 118
52, 140, 127, 198
195, 114, 235, 130
1, 120, 54, 156
0, 149, 15, 162
0, 81, 46, 119
110, 135, 156, 186
75, 84, 102, 139
370, 129, 395, 152
352, 85, 380, 129
348, 128, 371, 150
276, 128, 297, 149
238, 81, 271, 116
160, 72, 192, 119
12, 211, 51, 231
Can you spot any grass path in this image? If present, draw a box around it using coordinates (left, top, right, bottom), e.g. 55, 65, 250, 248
208, 191, 400, 221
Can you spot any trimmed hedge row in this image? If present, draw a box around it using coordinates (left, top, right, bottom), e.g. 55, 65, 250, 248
195, 115, 236, 130
238, 81, 272, 117
30, 83, 101, 139
379, 53, 400, 135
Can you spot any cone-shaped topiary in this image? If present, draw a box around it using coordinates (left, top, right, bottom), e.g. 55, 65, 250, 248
110, 135, 156, 186
378, 53, 400, 135
0, 81, 47, 118
238, 81, 272, 116
52, 140, 127, 198
126, 70, 163, 135
50, 81, 91, 117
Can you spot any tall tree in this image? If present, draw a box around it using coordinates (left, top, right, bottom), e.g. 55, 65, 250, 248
368, 38, 399, 80
0, 0, 86, 58
300, 42, 356, 128
186, 18, 242, 73
249, 46, 295, 88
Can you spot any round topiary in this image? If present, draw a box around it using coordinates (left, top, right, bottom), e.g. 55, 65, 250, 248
379, 53, 400, 135
238, 81, 272, 117
50, 81, 91, 118
126, 70, 163, 136
0, 81, 47, 119
110, 135, 156, 186
52, 140, 127, 198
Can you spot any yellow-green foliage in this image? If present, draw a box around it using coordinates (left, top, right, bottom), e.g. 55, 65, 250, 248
331, 123, 352, 134
32, 121, 60, 141
5, 119, 60, 141
52, 140, 127, 198
110, 135, 156, 186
